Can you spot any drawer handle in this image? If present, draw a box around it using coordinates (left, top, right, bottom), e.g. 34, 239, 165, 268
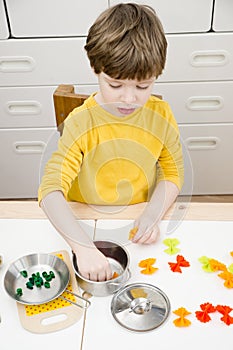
186, 96, 223, 111
0, 56, 35, 72
6, 101, 42, 115
13, 141, 46, 154
190, 50, 229, 67
186, 137, 220, 150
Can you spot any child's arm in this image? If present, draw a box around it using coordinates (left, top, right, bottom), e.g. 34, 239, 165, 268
132, 180, 179, 244
40, 191, 112, 281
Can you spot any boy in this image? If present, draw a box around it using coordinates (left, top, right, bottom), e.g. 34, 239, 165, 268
38, 3, 184, 282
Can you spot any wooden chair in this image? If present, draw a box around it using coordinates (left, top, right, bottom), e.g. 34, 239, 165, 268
53, 84, 89, 134
53, 84, 162, 134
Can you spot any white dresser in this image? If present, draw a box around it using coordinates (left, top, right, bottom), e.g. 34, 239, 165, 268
0, 0, 232, 198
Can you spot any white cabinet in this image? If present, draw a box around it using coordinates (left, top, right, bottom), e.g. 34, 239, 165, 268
0, 86, 58, 128
0, 0, 9, 39
0, 1, 105, 199
160, 33, 233, 82
180, 124, 233, 194
153, 81, 233, 124
156, 32, 233, 195
0, 1, 232, 197
213, 0, 233, 32
110, 0, 213, 33
4, 0, 108, 37
0, 128, 59, 198
0, 38, 96, 86
1, 34, 232, 86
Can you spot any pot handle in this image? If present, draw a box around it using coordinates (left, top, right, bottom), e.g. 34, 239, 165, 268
60, 289, 91, 309
108, 268, 131, 289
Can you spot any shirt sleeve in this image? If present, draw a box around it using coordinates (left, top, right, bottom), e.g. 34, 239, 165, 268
156, 106, 184, 190
38, 117, 83, 203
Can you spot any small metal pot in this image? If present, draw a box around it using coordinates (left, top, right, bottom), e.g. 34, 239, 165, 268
72, 241, 131, 297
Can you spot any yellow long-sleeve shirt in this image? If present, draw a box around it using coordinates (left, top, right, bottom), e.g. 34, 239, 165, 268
38, 94, 184, 205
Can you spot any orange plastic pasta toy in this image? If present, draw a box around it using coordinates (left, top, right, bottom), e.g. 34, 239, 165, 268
138, 258, 158, 275
173, 307, 192, 327
218, 271, 233, 288
129, 227, 138, 240
139, 258, 156, 267
216, 305, 233, 326
168, 255, 190, 273
195, 303, 216, 323
111, 272, 119, 279
209, 259, 227, 272
140, 265, 158, 275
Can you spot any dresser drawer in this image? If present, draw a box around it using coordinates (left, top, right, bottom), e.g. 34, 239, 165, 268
180, 124, 233, 195
5, 0, 108, 37
154, 81, 233, 124
0, 38, 97, 87
110, 0, 213, 33
0, 128, 59, 198
1, 34, 233, 86
213, 0, 233, 32
0, 86, 58, 128
0, 0, 9, 39
160, 33, 233, 82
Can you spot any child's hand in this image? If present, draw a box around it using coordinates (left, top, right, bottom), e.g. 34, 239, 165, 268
73, 243, 112, 281
131, 222, 160, 244
131, 212, 160, 244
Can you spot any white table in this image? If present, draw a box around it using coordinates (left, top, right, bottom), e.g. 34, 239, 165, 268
83, 219, 233, 350
0, 201, 233, 349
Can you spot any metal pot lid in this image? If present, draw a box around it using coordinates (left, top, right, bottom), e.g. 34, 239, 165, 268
111, 283, 170, 332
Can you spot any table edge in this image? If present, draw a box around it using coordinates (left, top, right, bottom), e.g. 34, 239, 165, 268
0, 201, 232, 221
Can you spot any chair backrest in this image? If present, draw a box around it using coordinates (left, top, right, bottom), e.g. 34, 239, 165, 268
53, 84, 162, 134
53, 84, 89, 134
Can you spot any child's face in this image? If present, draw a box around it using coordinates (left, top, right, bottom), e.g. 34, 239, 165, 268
95, 72, 155, 117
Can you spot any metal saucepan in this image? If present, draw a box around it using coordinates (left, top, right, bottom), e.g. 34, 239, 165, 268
72, 240, 131, 297
4, 253, 90, 309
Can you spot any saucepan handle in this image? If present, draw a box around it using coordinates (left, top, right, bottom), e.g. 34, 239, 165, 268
60, 290, 91, 309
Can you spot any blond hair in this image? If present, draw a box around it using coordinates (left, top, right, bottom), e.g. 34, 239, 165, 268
85, 3, 167, 80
